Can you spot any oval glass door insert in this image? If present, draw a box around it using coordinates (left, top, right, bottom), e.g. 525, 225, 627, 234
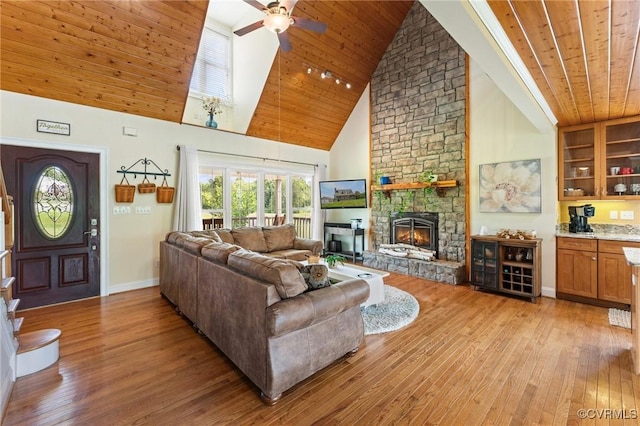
34, 165, 74, 239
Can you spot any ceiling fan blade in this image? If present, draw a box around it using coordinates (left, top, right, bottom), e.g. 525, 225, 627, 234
278, 31, 292, 52
291, 16, 327, 33
234, 20, 264, 36
242, 0, 266, 12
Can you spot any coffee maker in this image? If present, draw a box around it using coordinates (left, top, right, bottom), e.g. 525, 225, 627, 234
568, 204, 595, 233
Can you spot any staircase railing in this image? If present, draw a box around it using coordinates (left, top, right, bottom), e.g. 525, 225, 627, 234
0, 163, 17, 421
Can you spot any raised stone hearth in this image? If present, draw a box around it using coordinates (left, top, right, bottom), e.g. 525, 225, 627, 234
363, 251, 465, 285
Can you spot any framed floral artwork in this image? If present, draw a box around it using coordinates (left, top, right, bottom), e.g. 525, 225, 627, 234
479, 159, 541, 213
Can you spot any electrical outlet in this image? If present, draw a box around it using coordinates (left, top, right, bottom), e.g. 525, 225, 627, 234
135, 206, 152, 214
621, 210, 635, 220
610, 210, 618, 219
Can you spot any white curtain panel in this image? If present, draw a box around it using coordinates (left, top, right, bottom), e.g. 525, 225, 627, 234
312, 163, 327, 241
173, 145, 202, 232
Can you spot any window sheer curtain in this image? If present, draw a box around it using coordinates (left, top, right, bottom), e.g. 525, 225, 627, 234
312, 163, 327, 241
173, 145, 202, 231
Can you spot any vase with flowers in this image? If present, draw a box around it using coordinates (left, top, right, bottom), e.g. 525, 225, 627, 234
202, 96, 223, 128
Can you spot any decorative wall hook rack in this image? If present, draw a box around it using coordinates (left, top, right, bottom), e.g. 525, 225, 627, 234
116, 158, 170, 179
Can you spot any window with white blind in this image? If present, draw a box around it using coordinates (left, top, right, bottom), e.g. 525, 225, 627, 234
190, 25, 232, 101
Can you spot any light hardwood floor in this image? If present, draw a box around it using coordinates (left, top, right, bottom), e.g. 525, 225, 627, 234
4, 273, 639, 425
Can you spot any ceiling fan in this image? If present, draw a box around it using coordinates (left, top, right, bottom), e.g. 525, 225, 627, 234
234, 0, 328, 52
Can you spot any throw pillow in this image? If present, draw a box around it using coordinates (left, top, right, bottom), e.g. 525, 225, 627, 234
300, 263, 330, 291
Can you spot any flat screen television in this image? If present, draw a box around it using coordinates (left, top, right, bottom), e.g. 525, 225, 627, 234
319, 179, 367, 209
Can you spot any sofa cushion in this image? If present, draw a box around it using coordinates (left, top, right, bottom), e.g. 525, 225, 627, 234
213, 228, 234, 244
262, 224, 296, 252
167, 232, 194, 248
201, 242, 241, 264
267, 249, 313, 261
183, 237, 215, 255
300, 264, 330, 290
190, 230, 223, 243
228, 249, 307, 299
231, 227, 269, 252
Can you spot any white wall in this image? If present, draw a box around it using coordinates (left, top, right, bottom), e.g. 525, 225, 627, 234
326, 86, 372, 253
0, 90, 329, 294
469, 60, 558, 297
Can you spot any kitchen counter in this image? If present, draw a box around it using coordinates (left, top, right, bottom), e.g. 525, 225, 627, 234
624, 247, 640, 265
556, 232, 640, 242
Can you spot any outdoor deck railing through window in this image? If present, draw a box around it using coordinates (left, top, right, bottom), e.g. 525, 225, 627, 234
229, 216, 312, 238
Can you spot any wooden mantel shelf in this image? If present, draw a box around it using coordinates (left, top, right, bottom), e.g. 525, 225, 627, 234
371, 180, 458, 197
371, 180, 458, 191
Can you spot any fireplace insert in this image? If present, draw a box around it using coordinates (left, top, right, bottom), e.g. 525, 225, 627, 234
390, 212, 439, 257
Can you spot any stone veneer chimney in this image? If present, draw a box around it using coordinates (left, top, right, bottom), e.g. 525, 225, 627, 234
370, 2, 466, 262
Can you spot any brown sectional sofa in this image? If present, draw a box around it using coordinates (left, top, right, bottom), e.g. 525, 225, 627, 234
159, 224, 370, 404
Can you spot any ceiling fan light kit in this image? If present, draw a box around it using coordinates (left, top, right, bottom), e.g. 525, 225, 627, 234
263, 6, 291, 33
235, 0, 328, 52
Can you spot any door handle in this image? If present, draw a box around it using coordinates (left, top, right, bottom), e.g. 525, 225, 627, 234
84, 229, 98, 237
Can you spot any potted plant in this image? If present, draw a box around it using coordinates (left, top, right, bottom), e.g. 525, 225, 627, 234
324, 254, 347, 268
420, 170, 439, 208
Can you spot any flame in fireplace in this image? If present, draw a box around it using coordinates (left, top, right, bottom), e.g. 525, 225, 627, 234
396, 228, 431, 246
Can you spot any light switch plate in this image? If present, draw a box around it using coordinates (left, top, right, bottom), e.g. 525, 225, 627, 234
610, 210, 618, 219
621, 210, 635, 220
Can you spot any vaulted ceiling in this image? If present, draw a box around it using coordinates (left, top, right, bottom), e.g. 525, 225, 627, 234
1, 1, 639, 151
487, 0, 640, 127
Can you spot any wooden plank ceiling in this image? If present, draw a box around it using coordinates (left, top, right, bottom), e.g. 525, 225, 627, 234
0, 0, 413, 151
0, 0, 208, 123
244, 1, 414, 150
487, 0, 640, 127
2, 1, 638, 149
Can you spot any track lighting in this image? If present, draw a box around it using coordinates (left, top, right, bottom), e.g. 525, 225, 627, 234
302, 63, 351, 90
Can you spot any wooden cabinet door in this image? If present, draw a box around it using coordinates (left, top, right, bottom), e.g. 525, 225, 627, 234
558, 124, 598, 200
598, 253, 632, 304
557, 249, 598, 298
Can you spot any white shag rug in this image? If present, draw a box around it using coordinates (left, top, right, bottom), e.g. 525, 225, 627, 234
608, 308, 631, 329
361, 285, 419, 335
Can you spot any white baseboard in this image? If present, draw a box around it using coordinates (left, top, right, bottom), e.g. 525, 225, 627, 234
541, 286, 556, 299
109, 278, 158, 295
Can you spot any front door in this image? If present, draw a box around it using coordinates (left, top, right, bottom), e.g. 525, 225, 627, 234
1, 145, 100, 309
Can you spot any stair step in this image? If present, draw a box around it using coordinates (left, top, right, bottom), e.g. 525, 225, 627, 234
7, 298, 19, 320
13, 316, 23, 338
18, 329, 62, 354
17, 329, 62, 377
1, 276, 14, 293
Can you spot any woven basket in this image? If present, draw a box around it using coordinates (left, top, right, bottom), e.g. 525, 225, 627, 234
137, 176, 156, 194
156, 178, 174, 203
115, 176, 135, 203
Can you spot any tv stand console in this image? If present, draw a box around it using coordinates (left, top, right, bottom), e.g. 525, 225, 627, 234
323, 223, 365, 263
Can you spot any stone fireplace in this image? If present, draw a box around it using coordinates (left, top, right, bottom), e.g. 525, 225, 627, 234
390, 212, 439, 257
362, 3, 467, 285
